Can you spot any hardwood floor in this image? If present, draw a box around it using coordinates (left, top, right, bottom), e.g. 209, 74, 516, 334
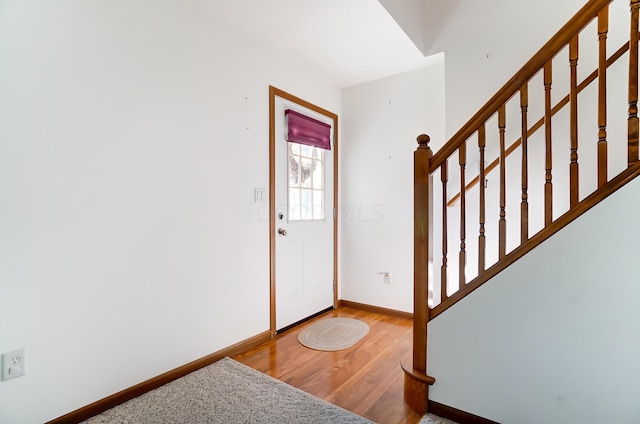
232, 306, 423, 424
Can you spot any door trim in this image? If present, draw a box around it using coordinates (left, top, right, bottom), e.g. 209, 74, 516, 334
269, 86, 339, 338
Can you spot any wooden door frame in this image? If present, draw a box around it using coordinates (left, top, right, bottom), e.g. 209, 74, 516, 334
269, 86, 339, 337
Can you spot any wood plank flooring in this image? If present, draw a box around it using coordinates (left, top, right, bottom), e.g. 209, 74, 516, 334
232, 307, 423, 424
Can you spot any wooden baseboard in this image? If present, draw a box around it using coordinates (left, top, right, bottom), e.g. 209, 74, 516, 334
428, 400, 499, 424
339, 299, 413, 320
46, 330, 272, 424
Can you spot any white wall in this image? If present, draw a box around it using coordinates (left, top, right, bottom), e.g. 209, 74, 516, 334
0, 1, 340, 422
423, 0, 590, 139
428, 176, 640, 423
378, 0, 427, 55
340, 58, 445, 312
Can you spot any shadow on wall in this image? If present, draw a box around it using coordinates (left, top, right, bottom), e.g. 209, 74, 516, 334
422, 0, 463, 55
378, 0, 463, 56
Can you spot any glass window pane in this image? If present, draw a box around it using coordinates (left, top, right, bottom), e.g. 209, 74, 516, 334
300, 189, 312, 220
312, 159, 323, 189
300, 158, 312, 188
313, 190, 324, 220
288, 143, 325, 221
300, 144, 312, 157
288, 155, 299, 187
289, 188, 301, 221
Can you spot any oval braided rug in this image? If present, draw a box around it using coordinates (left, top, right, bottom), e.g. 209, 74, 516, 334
298, 318, 369, 351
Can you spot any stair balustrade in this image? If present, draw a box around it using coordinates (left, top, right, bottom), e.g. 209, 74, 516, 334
404, 0, 640, 415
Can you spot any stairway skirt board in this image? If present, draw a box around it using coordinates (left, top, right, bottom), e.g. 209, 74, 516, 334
428, 400, 499, 424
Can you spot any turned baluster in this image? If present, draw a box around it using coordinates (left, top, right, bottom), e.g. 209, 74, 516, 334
520, 84, 529, 244
499, 106, 507, 260
630, 0, 640, 165
570, 35, 580, 207
459, 142, 467, 290
478, 124, 486, 274
544, 61, 554, 227
441, 161, 448, 302
598, 6, 609, 187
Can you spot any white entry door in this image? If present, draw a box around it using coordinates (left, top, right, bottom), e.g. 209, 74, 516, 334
274, 96, 334, 331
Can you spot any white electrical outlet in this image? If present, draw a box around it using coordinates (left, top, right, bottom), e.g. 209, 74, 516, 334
1, 348, 26, 381
379, 272, 391, 284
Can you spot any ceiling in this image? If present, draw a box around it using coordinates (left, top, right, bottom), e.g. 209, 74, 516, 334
190, 0, 446, 88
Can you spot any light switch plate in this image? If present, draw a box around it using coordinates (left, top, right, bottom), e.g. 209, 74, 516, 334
254, 187, 266, 203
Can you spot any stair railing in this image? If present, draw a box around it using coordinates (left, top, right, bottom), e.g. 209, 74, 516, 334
404, 0, 640, 414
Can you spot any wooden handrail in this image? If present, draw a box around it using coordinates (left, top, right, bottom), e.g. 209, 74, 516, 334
446, 39, 631, 207
429, 0, 613, 174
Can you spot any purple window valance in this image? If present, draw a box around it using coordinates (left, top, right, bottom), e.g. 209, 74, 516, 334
285, 109, 332, 150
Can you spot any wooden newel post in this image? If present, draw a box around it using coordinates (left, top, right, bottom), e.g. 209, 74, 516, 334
402, 134, 435, 415
414, 134, 432, 372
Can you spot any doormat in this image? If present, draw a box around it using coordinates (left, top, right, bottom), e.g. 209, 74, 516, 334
298, 318, 369, 351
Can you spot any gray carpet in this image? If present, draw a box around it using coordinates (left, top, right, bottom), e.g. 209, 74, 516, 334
82, 357, 373, 424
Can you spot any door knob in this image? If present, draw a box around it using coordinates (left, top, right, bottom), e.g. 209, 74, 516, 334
278, 228, 287, 236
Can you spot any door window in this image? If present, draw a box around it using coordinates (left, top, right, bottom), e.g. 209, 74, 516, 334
288, 143, 324, 221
